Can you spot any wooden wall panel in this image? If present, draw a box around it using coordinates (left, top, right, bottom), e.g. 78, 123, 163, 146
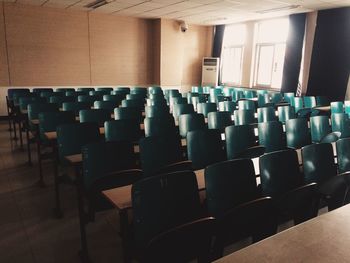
89, 14, 154, 86
4, 3, 91, 86
0, 3, 9, 86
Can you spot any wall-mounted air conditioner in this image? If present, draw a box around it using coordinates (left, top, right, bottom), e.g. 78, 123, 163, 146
201, 57, 219, 87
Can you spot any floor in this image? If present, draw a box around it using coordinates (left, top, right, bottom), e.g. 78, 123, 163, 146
0, 121, 123, 263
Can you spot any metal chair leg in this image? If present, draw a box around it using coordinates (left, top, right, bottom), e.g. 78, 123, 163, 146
36, 140, 45, 187
26, 128, 32, 166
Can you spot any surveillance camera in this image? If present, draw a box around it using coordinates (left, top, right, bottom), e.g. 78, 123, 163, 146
180, 21, 188, 32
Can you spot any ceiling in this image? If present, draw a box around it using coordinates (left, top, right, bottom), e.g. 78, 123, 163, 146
2, 0, 350, 25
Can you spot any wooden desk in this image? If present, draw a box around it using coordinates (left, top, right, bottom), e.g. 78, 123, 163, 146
215, 204, 350, 263
103, 169, 205, 211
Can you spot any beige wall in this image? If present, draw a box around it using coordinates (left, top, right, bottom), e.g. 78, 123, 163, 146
0, 3, 212, 90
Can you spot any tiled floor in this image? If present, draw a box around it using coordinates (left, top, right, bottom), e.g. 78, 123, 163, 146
0, 121, 123, 263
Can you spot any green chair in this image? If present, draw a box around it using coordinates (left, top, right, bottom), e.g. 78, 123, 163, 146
258, 121, 285, 153
55, 88, 75, 92
19, 96, 46, 112
33, 88, 53, 93
49, 96, 76, 106
316, 96, 329, 107
130, 87, 147, 96
148, 93, 165, 100
173, 104, 194, 121
259, 149, 319, 224
132, 171, 201, 252
89, 90, 111, 97
114, 87, 130, 93
225, 125, 256, 159
192, 86, 203, 93
258, 94, 270, 108
96, 87, 113, 92
283, 93, 295, 104
233, 90, 244, 102
39, 91, 55, 101
336, 138, 350, 173
66, 91, 88, 97
187, 92, 199, 104
145, 105, 169, 118
77, 87, 95, 92
207, 111, 232, 131
233, 109, 255, 125
62, 101, 91, 116
270, 93, 283, 104
178, 113, 206, 138
278, 105, 296, 123
218, 101, 236, 113
127, 94, 146, 101
139, 135, 183, 177
148, 86, 162, 94
310, 116, 331, 143
197, 103, 217, 118
191, 95, 206, 111
302, 143, 348, 210
77, 95, 100, 105
93, 100, 119, 113
331, 101, 344, 114
146, 97, 167, 107
244, 90, 257, 99
121, 99, 144, 110
111, 89, 129, 97
303, 96, 316, 108
104, 120, 141, 142
187, 129, 225, 170
28, 102, 59, 130
331, 113, 350, 138
79, 109, 111, 127
144, 115, 176, 138
285, 118, 311, 149
238, 100, 255, 111
257, 106, 276, 123
293, 97, 304, 113
114, 107, 142, 121
103, 94, 123, 105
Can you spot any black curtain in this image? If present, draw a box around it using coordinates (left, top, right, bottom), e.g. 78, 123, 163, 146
307, 7, 350, 101
212, 25, 225, 58
281, 13, 306, 94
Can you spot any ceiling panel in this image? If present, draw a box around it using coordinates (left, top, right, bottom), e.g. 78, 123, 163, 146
1, 0, 348, 25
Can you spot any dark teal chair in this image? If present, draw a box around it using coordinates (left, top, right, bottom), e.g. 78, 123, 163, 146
121, 99, 144, 110
146, 97, 167, 107
144, 115, 176, 138
283, 93, 295, 104
77, 87, 95, 92
104, 120, 141, 142
139, 135, 183, 177
96, 87, 113, 92
331, 113, 350, 138
244, 90, 257, 99
178, 113, 206, 138
238, 100, 255, 111
89, 90, 111, 97
78, 95, 100, 105
278, 105, 296, 123
55, 88, 75, 92
127, 94, 146, 101
145, 105, 169, 118
114, 107, 142, 121
259, 149, 319, 224
257, 107, 276, 123
233, 109, 255, 125
19, 96, 46, 112
79, 109, 111, 127
130, 87, 147, 96
293, 97, 304, 113
336, 138, 350, 173
207, 111, 232, 131
103, 94, 123, 105
257, 94, 270, 108
316, 96, 329, 107
62, 101, 91, 116
225, 125, 256, 159
49, 96, 76, 106
285, 118, 311, 149
310, 116, 331, 143
66, 91, 88, 97
191, 95, 206, 111
187, 92, 199, 104
94, 100, 119, 113
148, 93, 165, 100
187, 129, 225, 170
111, 89, 129, 97
28, 102, 59, 130
173, 104, 194, 121
331, 101, 344, 114
218, 101, 236, 113
258, 121, 285, 153
33, 88, 53, 93
303, 96, 316, 108
233, 90, 244, 102
270, 93, 283, 104
197, 103, 217, 118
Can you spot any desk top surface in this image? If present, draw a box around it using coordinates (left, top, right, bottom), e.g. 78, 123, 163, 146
215, 204, 350, 263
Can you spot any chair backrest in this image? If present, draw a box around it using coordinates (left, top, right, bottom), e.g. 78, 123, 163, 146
89, 90, 111, 97
56, 122, 101, 161
316, 96, 329, 107
79, 109, 111, 127
121, 99, 144, 109
7, 88, 30, 100
225, 125, 256, 159
173, 103, 194, 121
103, 94, 124, 105
331, 113, 350, 138
283, 92, 295, 104
257, 106, 276, 123
146, 97, 167, 107
302, 143, 337, 184
77, 95, 100, 104
144, 116, 177, 138
270, 93, 283, 104
33, 88, 53, 94
114, 107, 142, 121
186, 92, 199, 104
310, 115, 331, 142
218, 101, 236, 113
132, 171, 201, 249
127, 93, 146, 101
303, 96, 316, 108
197, 103, 217, 118
130, 87, 147, 96
278, 105, 296, 123
139, 135, 183, 177
66, 91, 88, 97
49, 96, 76, 106
187, 129, 225, 170
77, 87, 95, 92
38, 111, 76, 142
93, 100, 119, 113
259, 149, 303, 198
244, 90, 257, 99
28, 102, 59, 121
96, 87, 113, 92
62, 101, 91, 116
19, 96, 46, 111
258, 121, 285, 153
144, 105, 169, 118
238, 100, 255, 111
331, 101, 344, 114
336, 138, 350, 174
233, 109, 255, 125
205, 159, 258, 217
207, 111, 232, 131
111, 89, 129, 97
293, 97, 304, 113
178, 113, 206, 138
82, 141, 136, 189
285, 118, 311, 149
144, 217, 215, 263
104, 119, 141, 142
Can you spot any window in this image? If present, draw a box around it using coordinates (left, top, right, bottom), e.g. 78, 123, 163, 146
221, 24, 246, 85
253, 18, 289, 89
